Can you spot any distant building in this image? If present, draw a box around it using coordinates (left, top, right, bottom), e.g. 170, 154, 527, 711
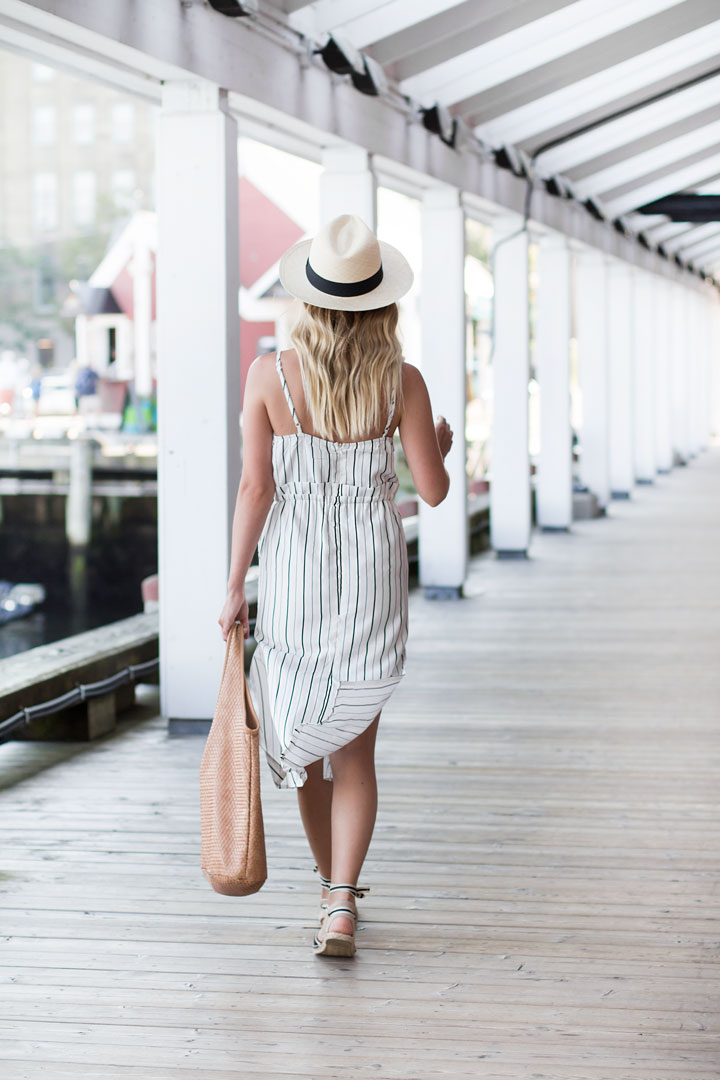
75, 180, 304, 398
0, 52, 156, 248
0, 50, 156, 368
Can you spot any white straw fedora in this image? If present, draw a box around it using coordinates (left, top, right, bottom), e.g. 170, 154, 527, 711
278, 214, 413, 311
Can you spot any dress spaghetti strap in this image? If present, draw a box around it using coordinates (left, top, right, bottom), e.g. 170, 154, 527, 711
276, 351, 303, 435
382, 387, 397, 438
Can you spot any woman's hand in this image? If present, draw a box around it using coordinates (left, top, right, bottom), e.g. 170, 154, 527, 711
218, 586, 249, 642
435, 415, 454, 459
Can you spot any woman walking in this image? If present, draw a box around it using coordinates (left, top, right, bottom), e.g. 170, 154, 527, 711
218, 214, 453, 956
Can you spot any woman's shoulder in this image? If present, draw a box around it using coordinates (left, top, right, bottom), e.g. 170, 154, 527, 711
400, 361, 425, 393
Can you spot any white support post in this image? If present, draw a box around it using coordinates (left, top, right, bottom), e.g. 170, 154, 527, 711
633, 271, 656, 482
535, 234, 572, 530
131, 224, 154, 399
654, 278, 673, 474
686, 290, 701, 458
712, 302, 720, 438
607, 262, 635, 498
418, 187, 468, 597
489, 215, 531, 556
576, 252, 610, 510
670, 282, 689, 465
319, 146, 377, 229
156, 81, 241, 730
701, 295, 714, 449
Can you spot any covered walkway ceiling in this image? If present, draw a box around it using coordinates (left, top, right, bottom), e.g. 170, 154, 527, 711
2, 0, 720, 283
280, 0, 720, 277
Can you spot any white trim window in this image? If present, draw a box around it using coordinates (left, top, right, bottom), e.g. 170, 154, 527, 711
111, 102, 135, 143
33, 172, 58, 232
111, 169, 136, 211
32, 63, 55, 83
33, 105, 56, 146
72, 103, 95, 145
72, 170, 96, 227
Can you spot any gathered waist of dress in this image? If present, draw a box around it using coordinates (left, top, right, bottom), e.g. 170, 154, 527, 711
275, 480, 398, 503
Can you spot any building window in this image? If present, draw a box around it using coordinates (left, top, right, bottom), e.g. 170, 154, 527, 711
33, 105, 56, 146
32, 63, 55, 83
111, 102, 135, 143
72, 103, 95, 145
33, 172, 58, 232
111, 169, 136, 211
35, 255, 56, 313
72, 171, 96, 227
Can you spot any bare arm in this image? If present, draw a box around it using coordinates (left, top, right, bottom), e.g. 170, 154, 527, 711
398, 363, 453, 506
218, 356, 276, 641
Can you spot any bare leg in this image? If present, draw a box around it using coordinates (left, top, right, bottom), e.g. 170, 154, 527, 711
296, 758, 333, 890
325, 713, 381, 935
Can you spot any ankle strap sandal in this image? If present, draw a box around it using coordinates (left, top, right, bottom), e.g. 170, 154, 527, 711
313, 883, 367, 957
313, 865, 370, 925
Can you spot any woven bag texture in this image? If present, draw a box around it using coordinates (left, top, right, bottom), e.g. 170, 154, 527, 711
200, 622, 267, 895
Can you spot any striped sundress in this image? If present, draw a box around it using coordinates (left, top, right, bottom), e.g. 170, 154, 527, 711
247, 351, 409, 789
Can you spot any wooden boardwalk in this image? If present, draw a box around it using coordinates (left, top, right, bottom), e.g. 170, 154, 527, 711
1, 448, 719, 1079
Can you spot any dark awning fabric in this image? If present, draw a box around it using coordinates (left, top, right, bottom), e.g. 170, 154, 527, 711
77, 285, 122, 316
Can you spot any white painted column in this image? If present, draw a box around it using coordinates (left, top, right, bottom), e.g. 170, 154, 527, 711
319, 146, 377, 229
156, 82, 241, 729
670, 281, 689, 465
535, 234, 572, 530
418, 187, 468, 597
712, 302, 720, 438
607, 262, 635, 499
66, 436, 92, 548
632, 271, 656, 483
489, 215, 531, 556
131, 223, 154, 399
700, 294, 714, 448
654, 277, 673, 473
575, 251, 610, 510
686, 290, 701, 458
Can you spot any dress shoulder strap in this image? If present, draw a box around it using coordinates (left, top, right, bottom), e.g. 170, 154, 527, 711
381, 386, 397, 439
276, 351, 303, 435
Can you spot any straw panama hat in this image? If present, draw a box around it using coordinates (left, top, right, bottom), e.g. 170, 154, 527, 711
278, 214, 414, 311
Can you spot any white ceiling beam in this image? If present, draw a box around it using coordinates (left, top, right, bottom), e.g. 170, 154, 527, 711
677, 231, 720, 259
539, 75, 720, 174
604, 153, 720, 217
1, 0, 709, 293
288, 0, 463, 45
574, 119, 720, 197
637, 220, 689, 242
401, 0, 685, 105
473, 22, 720, 147
662, 222, 720, 254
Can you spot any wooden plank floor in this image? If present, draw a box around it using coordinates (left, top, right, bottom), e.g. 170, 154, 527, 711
1, 448, 719, 1079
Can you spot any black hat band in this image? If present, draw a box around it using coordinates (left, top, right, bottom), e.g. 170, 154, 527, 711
305, 258, 383, 297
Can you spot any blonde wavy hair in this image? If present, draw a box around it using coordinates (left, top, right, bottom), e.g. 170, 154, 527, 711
289, 302, 404, 442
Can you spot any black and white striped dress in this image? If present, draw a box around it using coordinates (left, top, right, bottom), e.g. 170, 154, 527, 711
247, 351, 409, 789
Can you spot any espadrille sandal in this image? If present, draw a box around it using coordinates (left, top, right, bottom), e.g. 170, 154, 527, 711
312, 865, 332, 924
313, 883, 368, 957
313, 864, 370, 926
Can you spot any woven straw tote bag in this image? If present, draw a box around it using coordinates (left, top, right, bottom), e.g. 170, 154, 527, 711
200, 621, 267, 895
